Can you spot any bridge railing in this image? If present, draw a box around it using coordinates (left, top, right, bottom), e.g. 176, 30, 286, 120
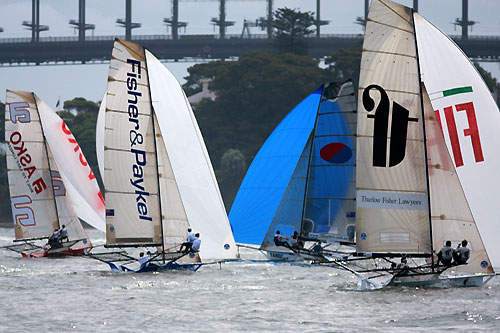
0, 33, 368, 43
0, 33, 498, 44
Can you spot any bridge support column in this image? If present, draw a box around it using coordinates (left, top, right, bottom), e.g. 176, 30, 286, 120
219, 0, 226, 39
172, 0, 179, 40
125, 0, 132, 40
316, 0, 320, 38
462, 0, 468, 40
31, 0, 40, 43
267, 0, 273, 38
79, 0, 85, 42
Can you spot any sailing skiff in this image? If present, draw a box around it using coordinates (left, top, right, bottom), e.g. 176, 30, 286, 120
4, 91, 105, 258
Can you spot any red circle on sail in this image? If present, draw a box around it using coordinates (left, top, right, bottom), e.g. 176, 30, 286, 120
320, 143, 352, 163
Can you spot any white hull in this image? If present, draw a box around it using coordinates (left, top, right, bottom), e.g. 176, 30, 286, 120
390, 273, 495, 288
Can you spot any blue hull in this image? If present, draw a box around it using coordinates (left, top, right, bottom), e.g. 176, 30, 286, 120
108, 261, 203, 273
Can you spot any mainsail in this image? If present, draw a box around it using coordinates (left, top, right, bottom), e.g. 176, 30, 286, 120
302, 82, 357, 243
414, 12, 500, 267
356, 0, 430, 254
5, 90, 91, 249
103, 39, 237, 261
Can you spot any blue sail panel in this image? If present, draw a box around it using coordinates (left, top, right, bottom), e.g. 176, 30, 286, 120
229, 88, 323, 245
261, 136, 312, 250
303, 82, 357, 242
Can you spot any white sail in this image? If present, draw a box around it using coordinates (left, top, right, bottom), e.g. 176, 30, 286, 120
5, 90, 59, 240
35, 96, 105, 233
153, 113, 191, 253
423, 85, 492, 274
45, 145, 91, 249
146, 50, 237, 260
356, 0, 430, 254
96, 92, 106, 182
414, 13, 500, 267
104, 39, 162, 246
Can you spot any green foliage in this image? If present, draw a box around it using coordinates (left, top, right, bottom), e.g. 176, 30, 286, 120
61, 99, 103, 189
63, 97, 99, 114
474, 63, 500, 107
474, 62, 497, 91
273, 7, 315, 55
325, 43, 362, 90
183, 61, 229, 96
187, 51, 328, 209
218, 149, 246, 207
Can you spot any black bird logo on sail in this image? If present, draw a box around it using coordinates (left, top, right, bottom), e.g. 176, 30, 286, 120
363, 85, 418, 167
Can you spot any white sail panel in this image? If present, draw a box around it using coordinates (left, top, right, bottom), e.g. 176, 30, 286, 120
154, 114, 191, 253
356, 0, 430, 253
423, 86, 492, 274
46, 145, 92, 250
104, 39, 162, 246
5, 90, 59, 240
146, 50, 237, 260
35, 95, 105, 233
414, 13, 500, 267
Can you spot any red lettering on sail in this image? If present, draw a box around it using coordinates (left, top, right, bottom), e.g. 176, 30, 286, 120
61, 121, 94, 180
9, 131, 47, 194
455, 102, 484, 163
437, 101, 484, 168
443, 106, 463, 167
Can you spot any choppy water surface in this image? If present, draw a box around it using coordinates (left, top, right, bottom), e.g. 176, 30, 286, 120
1, 227, 499, 332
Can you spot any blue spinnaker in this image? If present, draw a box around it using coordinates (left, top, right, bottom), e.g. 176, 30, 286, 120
229, 88, 323, 245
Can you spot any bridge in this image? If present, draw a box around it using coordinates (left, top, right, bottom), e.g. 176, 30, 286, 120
1, 33, 500, 66
1, 0, 498, 66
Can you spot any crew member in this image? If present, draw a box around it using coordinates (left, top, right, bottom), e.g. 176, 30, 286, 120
178, 228, 196, 253
273, 230, 293, 251
454, 239, 471, 265
191, 233, 201, 252
436, 240, 454, 267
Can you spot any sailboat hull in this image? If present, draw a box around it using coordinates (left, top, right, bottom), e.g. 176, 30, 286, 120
22, 247, 88, 258
390, 273, 495, 288
114, 261, 203, 273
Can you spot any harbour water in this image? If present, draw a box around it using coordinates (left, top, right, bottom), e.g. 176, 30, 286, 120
1, 227, 499, 332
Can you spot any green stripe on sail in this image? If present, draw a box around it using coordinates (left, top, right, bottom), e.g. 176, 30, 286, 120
443, 86, 473, 97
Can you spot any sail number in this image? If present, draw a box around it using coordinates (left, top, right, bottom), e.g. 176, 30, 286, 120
434, 101, 483, 167
11, 195, 35, 226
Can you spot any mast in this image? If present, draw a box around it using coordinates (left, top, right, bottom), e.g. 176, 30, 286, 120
33, 93, 61, 231
144, 47, 166, 264
412, 10, 434, 270
300, 84, 325, 237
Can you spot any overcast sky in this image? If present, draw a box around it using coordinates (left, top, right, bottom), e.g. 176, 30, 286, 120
0, 0, 499, 107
